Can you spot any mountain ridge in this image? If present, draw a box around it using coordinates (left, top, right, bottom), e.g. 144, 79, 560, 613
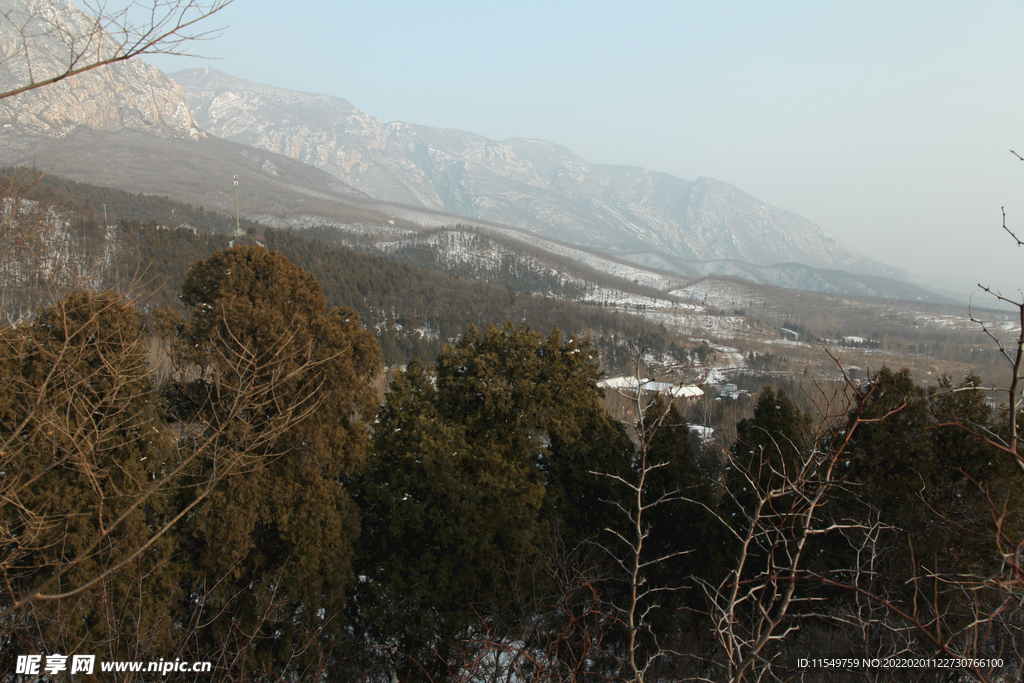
0, 0, 947, 306
171, 67, 909, 283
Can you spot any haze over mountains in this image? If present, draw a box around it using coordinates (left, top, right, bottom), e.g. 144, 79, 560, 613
172, 68, 908, 281
0, 0, 956, 304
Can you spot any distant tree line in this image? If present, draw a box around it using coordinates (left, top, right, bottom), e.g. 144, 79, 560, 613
0, 168, 688, 371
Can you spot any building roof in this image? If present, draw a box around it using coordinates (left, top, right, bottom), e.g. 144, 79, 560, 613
597, 376, 704, 399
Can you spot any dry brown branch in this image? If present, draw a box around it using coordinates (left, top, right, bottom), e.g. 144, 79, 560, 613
0, 290, 341, 624
0, 0, 234, 101
703, 445, 858, 682
1001, 206, 1024, 247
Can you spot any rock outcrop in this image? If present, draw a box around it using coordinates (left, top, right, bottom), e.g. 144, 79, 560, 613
0, 0, 204, 140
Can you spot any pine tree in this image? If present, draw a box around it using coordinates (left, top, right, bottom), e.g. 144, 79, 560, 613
726, 385, 812, 527
844, 367, 932, 527
644, 400, 727, 586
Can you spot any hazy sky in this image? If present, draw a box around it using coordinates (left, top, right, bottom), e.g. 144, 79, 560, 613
148, 0, 1024, 299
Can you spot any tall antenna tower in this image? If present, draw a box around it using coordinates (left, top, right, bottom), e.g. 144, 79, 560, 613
234, 174, 240, 233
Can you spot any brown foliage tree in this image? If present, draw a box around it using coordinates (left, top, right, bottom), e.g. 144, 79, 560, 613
165, 245, 381, 675
0, 292, 179, 666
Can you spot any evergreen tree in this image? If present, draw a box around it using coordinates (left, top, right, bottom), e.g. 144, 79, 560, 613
929, 373, 1002, 485
821, 367, 1024, 662
352, 323, 631, 680
0, 292, 178, 663
726, 385, 813, 527
352, 358, 493, 678
644, 400, 728, 586
926, 374, 1021, 593
844, 367, 932, 529
165, 246, 381, 674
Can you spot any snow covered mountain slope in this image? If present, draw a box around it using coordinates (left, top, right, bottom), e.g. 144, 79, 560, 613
171, 68, 907, 281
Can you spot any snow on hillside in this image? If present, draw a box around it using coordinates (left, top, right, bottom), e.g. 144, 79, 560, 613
364, 227, 799, 346
639, 309, 753, 338
1, 198, 122, 323
376, 228, 693, 310
670, 278, 772, 310
480, 225, 688, 291
382, 213, 691, 292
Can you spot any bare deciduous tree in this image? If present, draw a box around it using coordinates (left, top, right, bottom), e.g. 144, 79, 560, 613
593, 343, 709, 683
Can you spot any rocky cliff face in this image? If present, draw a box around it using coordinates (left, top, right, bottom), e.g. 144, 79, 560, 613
172, 67, 905, 280
0, 0, 203, 140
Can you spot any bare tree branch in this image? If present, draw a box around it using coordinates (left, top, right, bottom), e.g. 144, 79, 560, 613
0, 0, 234, 101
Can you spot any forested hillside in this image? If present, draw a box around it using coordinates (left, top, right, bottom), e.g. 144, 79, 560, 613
1, 2, 1019, 680
0, 168, 688, 368
2, 168, 1022, 682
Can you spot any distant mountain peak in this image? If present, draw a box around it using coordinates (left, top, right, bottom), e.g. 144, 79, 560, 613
171, 67, 906, 282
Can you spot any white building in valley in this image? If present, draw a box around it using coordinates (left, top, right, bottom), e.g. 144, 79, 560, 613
597, 376, 704, 400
